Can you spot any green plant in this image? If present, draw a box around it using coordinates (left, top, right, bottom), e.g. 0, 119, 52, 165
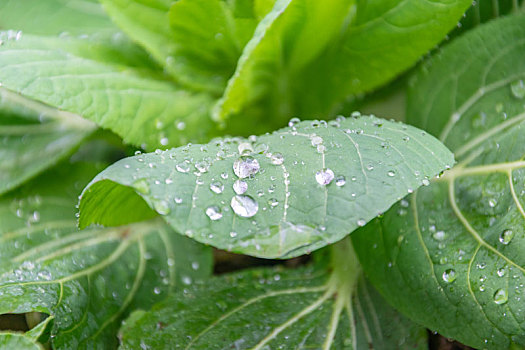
0, 0, 523, 349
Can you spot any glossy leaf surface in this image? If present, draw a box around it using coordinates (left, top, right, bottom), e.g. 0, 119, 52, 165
0, 163, 212, 349
80, 116, 453, 258
353, 14, 525, 349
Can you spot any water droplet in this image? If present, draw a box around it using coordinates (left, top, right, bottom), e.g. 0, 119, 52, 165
433, 231, 446, 241
176, 121, 186, 130
206, 206, 222, 220
220, 172, 229, 180
154, 200, 170, 215
271, 153, 284, 165
132, 179, 150, 194
238, 142, 254, 156
497, 267, 506, 277
442, 269, 456, 283
387, 170, 396, 177
510, 80, 525, 99
160, 137, 169, 146
335, 175, 346, 187
400, 199, 409, 208
488, 198, 497, 208
315, 168, 334, 185
230, 231, 237, 238
402, 136, 410, 142
153, 287, 161, 295
233, 157, 260, 178
422, 178, 430, 186
233, 180, 248, 194
191, 262, 200, 270
288, 117, 300, 127
493, 288, 508, 305
499, 229, 514, 245
311, 136, 323, 146
176, 162, 190, 173
268, 198, 279, 207
182, 276, 192, 285
357, 219, 366, 227
210, 181, 224, 194
366, 164, 374, 171
174, 197, 183, 204
231, 195, 258, 217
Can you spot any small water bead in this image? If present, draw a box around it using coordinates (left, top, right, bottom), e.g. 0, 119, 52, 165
238, 142, 254, 156
433, 231, 446, 241
357, 219, 366, 227
174, 197, 183, 204
288, 117, 300, 127
510, 80, 525, 99
271, 153, 284, 165
268, 198, 279, 207
316, 145, 326, 153
493, 288, 508, 305
335, 176, 346, 187
195, 161, 210, 173
400, 199, 409, 208
497, 267, 506, 277
488, 198, 497, 208
160, 137, 169, 146
195, 178, 204, 185
132, 179, 150, 194
210, 181, 224, 194
311, 136, 323, 146
176, 121, 186, 130
154, 200, 170, 215
206, 206, 223, 220
230, 231, 237, 238
233, 180, 248, 194
233, 157, 260, 178
315, 168, 335, 185
182, 276, 193, 285
422, 178, 430, 186
402, 136, 410, 142
366, 164, 374, 171
442, 269, 457, 283
499, 229, 514, 245
387, 170, 396, 177
165, 178, 173, 185
176, 162, 190, 173
220, 172, 229, 180
231, 195, 259, 217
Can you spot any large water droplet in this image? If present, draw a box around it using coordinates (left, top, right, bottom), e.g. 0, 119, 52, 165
206, 206, 222, 220
233, 157, 260, 178
231, 195, 258, 217
493, 288, 508, 305
442, 269, 456, 283
315, 168, 334, 185
499, 229, 514, 245
233, 180, 248, 194
210, 181, 224, 194
510, 80, 525, 99
271, 153, 284, 165
132, 179, 150, 194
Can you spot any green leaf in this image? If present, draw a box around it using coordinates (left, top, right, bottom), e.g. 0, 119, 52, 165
214, 0, 471, 130
0, 0, 118, 36
352, 14, 525, 349
167, 0, 258, 93
0, 88, 96, 195
100, 0, 260, 94
0, 33, 216, 150
0, 163, 212, 349
118, 239, 428, 349
0, 333, 42, 350
79, 115, 454, 258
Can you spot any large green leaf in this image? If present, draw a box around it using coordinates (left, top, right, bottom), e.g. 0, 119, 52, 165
118, 239, 427, 349
0, 163, 212, 349
214, 0, 471, 132
0, 88, 96, 196
79, 115, 454, 258
0, 0, 117, 36
100, 0, 261, 94
0, 33, 216, 150
352, 14, 525, 349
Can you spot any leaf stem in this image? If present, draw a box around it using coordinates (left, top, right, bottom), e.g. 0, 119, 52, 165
329, 237, 361, 298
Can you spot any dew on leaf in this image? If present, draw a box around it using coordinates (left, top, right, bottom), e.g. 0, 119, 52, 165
230, 231, 237, 238
288, 117, 300, 127
497, 267, 506, 277
154, 200, 170, 215
132, 179, 150, 194
233, 157, 260, 178
488, 198, 497, 208
231, 195, 259, 217
387, 170, 396, 177
493, 288, 508, 305
220, 172, 229, 180
176, 162, 190, 173
357, 219, 366, 227
433, 231, 446, 241
499, 229, 514, 245
510, 80, 525, 99
335, 175, 346, 187
206, 206, 222, 221
210, 181, 224, 194
311, 136, 323, 146
315, 168, 334, 185
268, 198, 279, 207
238, 142, 254, 156
270, 153, 284, 165
442, 269, 457, 283
233, 180, 248, 194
